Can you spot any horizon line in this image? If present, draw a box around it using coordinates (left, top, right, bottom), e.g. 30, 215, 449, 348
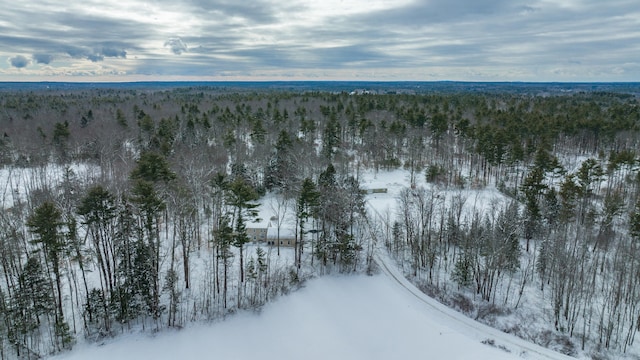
1, 80, 640, 84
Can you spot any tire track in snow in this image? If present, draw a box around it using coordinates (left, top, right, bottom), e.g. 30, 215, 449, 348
373, 251, 576, 360
364, 190, 576, 359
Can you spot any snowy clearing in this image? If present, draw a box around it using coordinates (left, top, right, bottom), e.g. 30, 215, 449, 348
52, 273, 525, 360
0, 163, 100, 209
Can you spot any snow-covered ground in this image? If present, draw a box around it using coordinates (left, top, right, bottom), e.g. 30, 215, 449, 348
53, 272, 528, 360
0, 163, 100, 209
5, 165, 615, 359
359, 168, 590, 359
374, 251, 574, 360
360, 167, 509, 218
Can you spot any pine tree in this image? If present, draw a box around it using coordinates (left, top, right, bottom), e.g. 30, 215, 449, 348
131, 180, 165, 318
51, 121, 70, 162
266, 130, 295, 192
111, 196, 142, 324
226, 178, 259, 287
214, 217, 234, 309
84, 288, 108, 335
521, 166, 546, 251
322, 112, 340, 159
27, 202, 66, 322
129, 151, 174, 319
296, 178, 320, 269
13, 256, 55, 338
130, 151, 176, 183
163, 269, 180, 327
116, 108, 128, 127
78, 185, 117, 295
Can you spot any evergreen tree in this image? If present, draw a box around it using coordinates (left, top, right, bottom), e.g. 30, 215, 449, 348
116, 108, 128, 127
131, 180, 165, 318
296, 178, 320, 269
521, 166, 546, 251
129, 150, 174, 319
78, 185, 117, 294
111, 196, 142, 324
226, 178, 259, 285
22, 255, 55, 316
13, 256, 55, 337
130, 151, 176, 183
52, 121, 70, 161
162, 269, 180, 327
27, 202, 66, 322
26, 201, 74, 350
266, 130, 295, 192
322, 112, 340, 159
214, 217, 234, 309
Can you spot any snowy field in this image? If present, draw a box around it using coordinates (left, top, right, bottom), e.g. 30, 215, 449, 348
52, 273, 525, 360
0, 163, 101, 209
360, 167, 510, 219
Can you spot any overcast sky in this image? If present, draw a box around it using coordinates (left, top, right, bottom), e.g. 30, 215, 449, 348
1, 0, 638, 82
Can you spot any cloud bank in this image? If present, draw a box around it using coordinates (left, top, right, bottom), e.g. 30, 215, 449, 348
1, 0, 639, 81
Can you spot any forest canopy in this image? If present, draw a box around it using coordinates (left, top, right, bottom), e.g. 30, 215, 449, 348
1, 83, 640, 359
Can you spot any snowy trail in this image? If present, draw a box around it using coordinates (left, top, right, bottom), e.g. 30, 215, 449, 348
373, 249, 576, 360
361, 172, 576, 360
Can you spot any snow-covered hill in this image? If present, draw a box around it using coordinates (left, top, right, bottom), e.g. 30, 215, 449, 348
53, 272, 529, 360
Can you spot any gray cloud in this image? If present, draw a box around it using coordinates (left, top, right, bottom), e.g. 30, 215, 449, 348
33, 53, 54, 64
64, 45, 127, 62
0, 0, 639, 80
87, 53, 104, 62
165, 38, 188, 55
133, 56, 244, 76
101, 47, 127, 58
9, 55, 29, 68
65, 46, 89, 59
85, 46, 127, 62
307, 45, 387, 68
198, 1, 278, 24
154, 0, 289, 25
350, 0, 524, 27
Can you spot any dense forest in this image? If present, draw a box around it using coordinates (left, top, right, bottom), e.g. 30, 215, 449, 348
1, 85, 640, 359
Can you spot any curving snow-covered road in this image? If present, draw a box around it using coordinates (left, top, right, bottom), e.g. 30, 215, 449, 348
373, 250, 577, 360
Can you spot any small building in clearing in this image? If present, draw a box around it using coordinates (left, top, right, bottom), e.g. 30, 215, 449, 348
246, 227, 267, 242
266, 227, 296, 247
246, 222, 296, 247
